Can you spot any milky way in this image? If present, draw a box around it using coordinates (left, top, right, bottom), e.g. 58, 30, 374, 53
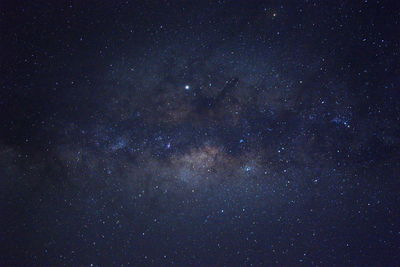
1, 1, 400, 266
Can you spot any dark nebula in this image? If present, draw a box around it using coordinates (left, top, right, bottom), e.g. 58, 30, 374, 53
1, 1, 400, 266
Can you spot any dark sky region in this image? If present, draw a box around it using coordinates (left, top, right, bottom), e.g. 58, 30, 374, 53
1, 0, 400, 266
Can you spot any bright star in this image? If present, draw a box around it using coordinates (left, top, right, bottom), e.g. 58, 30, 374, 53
244, 166, 252, 172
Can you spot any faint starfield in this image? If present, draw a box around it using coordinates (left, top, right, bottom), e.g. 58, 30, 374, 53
1, 1, 399, 266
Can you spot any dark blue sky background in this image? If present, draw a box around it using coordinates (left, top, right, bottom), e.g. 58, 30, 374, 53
1, 1, 399, 266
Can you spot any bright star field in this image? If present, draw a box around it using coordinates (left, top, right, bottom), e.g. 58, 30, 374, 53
1, 1, 400, 266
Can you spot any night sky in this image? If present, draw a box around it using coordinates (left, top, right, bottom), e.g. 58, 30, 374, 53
1, 1, 400, 266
